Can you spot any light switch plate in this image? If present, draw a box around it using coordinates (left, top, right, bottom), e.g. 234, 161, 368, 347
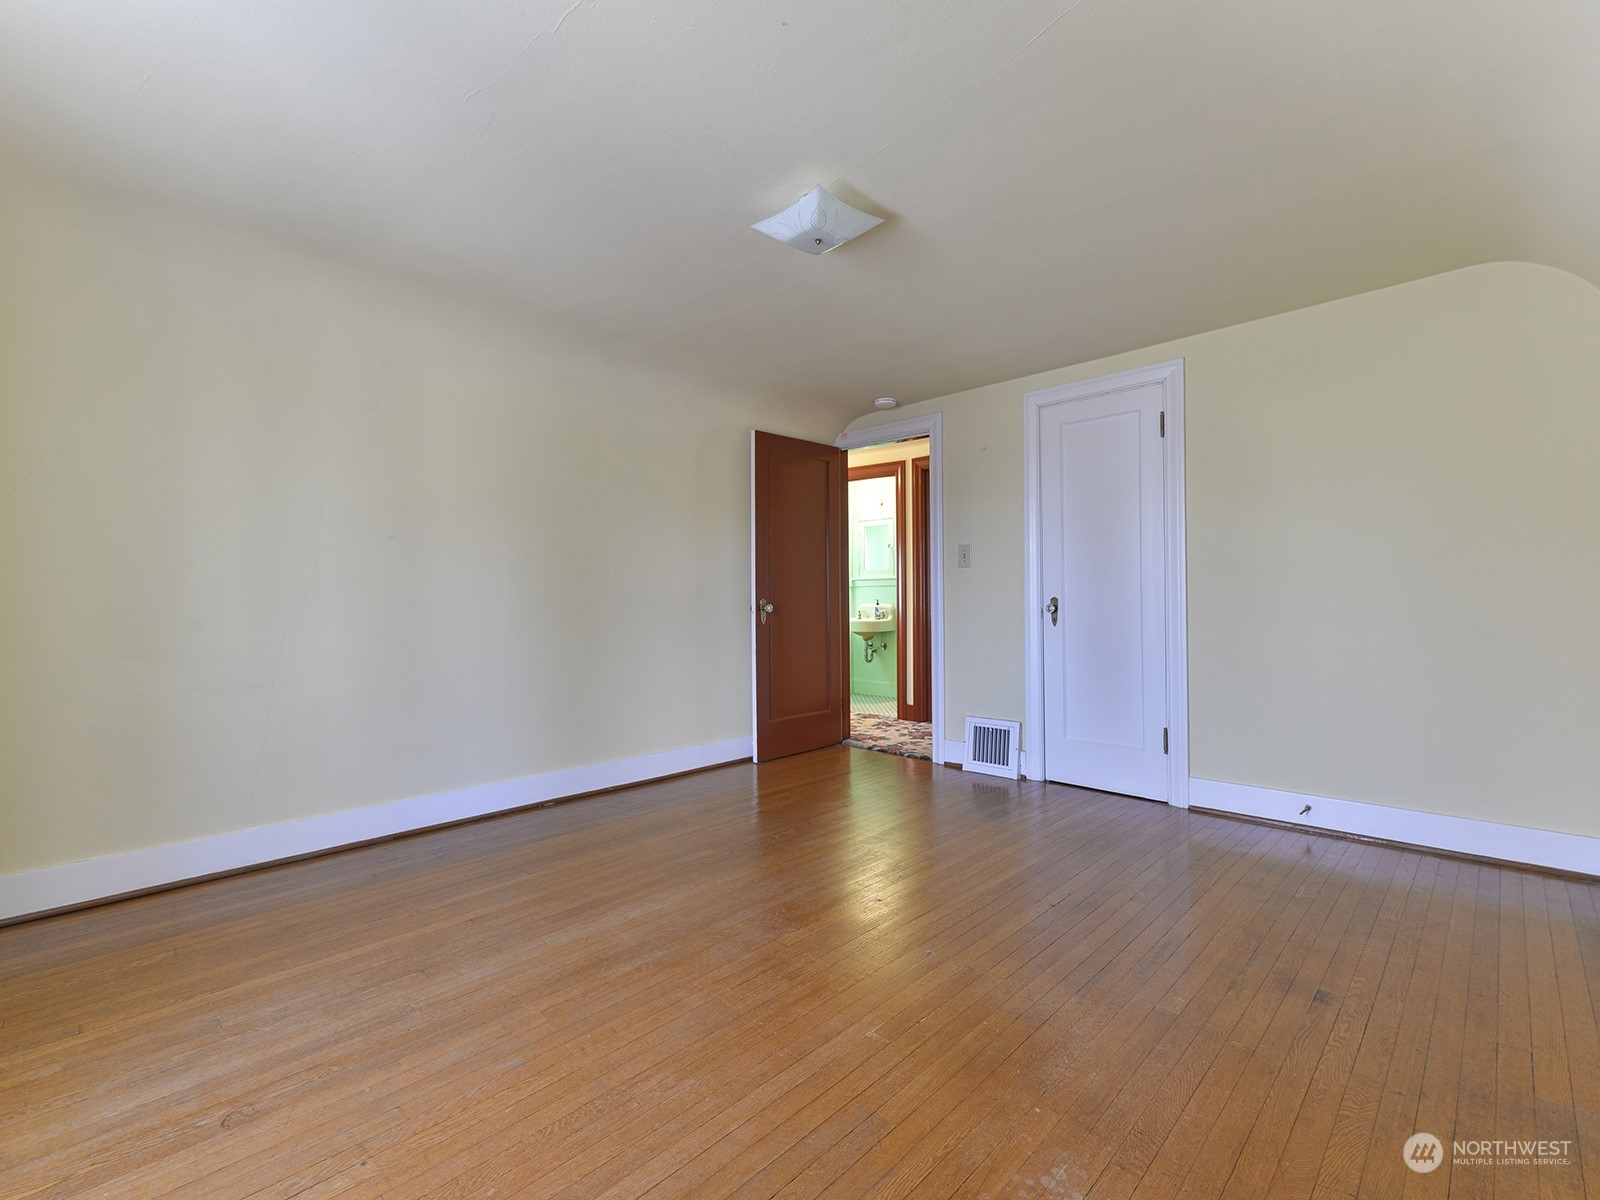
957, 544, 972, 568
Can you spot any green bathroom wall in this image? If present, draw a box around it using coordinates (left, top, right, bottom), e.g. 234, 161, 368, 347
848, 584, 897, 697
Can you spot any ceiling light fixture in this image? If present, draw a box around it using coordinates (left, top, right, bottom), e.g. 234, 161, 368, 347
753, 185, 884, 255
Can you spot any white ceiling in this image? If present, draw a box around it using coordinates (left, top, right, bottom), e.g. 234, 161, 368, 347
3, 0, 1598, 413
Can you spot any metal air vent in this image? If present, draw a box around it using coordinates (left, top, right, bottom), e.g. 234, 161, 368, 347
963, 717, 1021, 779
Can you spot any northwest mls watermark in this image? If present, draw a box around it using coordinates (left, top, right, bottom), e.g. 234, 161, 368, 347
1404, 1132, 1574, 1173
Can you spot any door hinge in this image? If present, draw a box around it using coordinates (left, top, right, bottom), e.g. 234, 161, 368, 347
1163, 727, 1169, 754
1159, 411, 1166, 438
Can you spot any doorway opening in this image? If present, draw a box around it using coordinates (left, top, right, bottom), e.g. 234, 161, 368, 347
749, 416, 944, 765
842, 437, 934, 761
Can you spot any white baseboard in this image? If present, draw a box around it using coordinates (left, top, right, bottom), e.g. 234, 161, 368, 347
0, 737, 753, 923
948, 740, 1032, 778
1189, 778, 1600, 876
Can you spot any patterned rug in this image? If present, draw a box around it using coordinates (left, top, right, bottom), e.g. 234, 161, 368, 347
843, 713, 934, 761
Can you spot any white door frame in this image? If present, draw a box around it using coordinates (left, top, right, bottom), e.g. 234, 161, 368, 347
1023, 360, 1189, 806
836, 414, 947, 765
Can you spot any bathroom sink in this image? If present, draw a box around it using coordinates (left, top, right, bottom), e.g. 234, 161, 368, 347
850, 607, 895, 637
850, 616, 895, 636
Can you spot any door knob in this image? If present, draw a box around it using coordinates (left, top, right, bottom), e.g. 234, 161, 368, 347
759, 599, 775, 624
1046, 596, 1059, 626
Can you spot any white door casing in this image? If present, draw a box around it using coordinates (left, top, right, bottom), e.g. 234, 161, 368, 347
1023, 361, 1189, 805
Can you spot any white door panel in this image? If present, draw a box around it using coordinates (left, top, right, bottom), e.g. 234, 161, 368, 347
1040, 382, 1168, 799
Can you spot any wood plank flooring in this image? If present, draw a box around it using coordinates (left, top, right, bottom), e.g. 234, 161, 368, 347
2, 748, 1597, 1198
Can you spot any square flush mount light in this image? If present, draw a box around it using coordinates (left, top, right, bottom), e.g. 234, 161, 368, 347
752, 185, 884, 254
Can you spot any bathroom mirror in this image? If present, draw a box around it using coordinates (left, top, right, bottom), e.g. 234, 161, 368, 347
848, 472, 898, 580
857, 518, 895, 579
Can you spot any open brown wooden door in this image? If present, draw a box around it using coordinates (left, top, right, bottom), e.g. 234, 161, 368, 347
753, 431, 849, 761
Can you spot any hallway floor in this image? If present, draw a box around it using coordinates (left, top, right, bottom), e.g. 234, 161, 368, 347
847, 694, 934, 761
849, 693, 898, 718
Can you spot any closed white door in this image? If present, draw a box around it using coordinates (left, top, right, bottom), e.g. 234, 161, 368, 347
1039, 380, 1169, 799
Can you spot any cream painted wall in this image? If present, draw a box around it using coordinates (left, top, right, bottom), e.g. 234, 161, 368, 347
846, 263, 1600, 839
0, 167, 838, 877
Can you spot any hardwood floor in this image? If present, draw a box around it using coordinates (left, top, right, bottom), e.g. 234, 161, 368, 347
2, 749, 1597, 1198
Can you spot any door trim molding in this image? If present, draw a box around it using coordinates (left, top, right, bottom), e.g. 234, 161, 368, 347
837, 414, 947, 765
1023, 360, 1189, 807
846, 460, 910, 718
